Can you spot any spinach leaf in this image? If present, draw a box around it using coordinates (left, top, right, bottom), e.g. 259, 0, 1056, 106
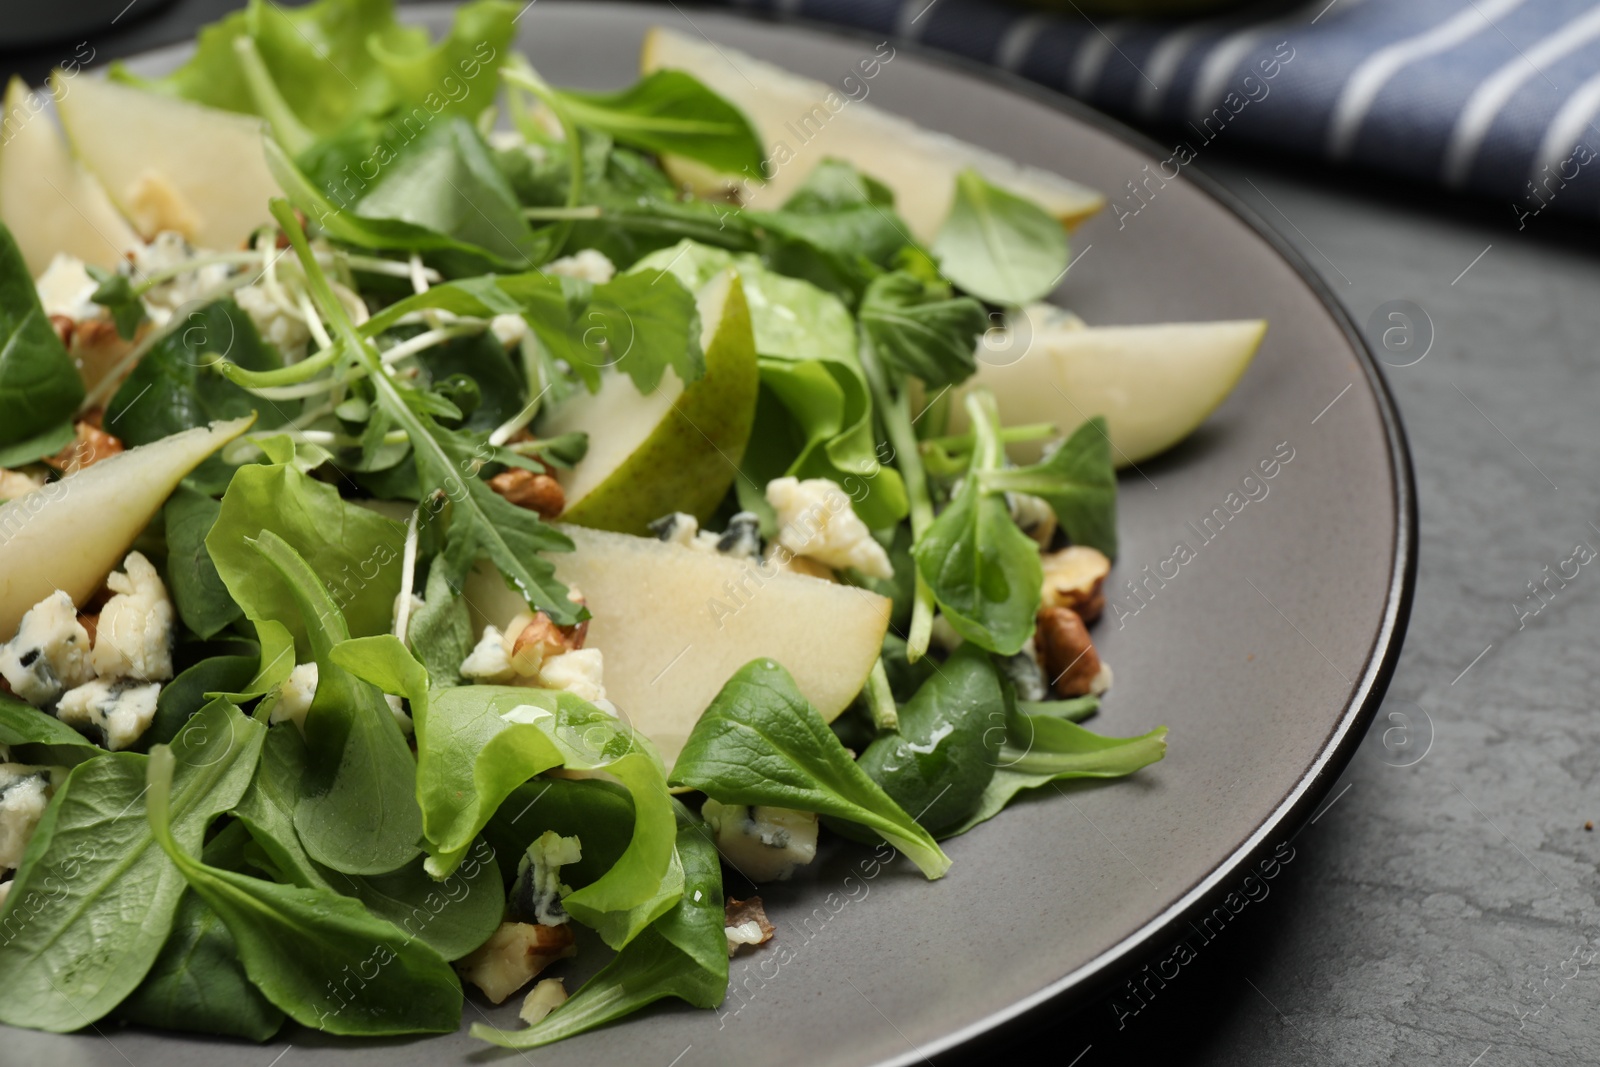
141, 746, 462, 1036
333, 632, 678, 932
859, 271, 987, 390
236, 722, 505, 960
670, 659, 951, 879
0, 224, 83, 449
138, 652, 260, 750
485, 777, 684, 949
0, 698, 264, 1032
472, 800, 726, 1049
352, 118, 547, 270
982, 416, 1119, 558
208, 443, 406, 653
932, 168, 1069, 306
405, 566, 473, 690
113, 889, 285, 1042
944, 712, 1167, 838
163, 484, 241, 638
273, 201, 579, 625
0, 419, 75, 469
118, 0, 514, 137
105, 299, 297, 492
541, 70, 764, 177
0, 692, 99, 750
245, 531, 422, 876
853, 644, 1003, 836
913, 390, 1042, 656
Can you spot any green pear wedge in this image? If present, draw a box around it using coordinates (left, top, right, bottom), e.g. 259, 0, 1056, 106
544, 269, 759, 535
0, 78, 139, 275
0, 416, 254, 639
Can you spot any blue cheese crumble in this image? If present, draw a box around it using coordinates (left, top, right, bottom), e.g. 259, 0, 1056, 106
89, 551, 174, 681
765, 477, 893, 580
702, 800, 819, 882
55, 680, 161, 752
0, 591, 92, 707
511, 831, 583, 927
0, 764, 63, 872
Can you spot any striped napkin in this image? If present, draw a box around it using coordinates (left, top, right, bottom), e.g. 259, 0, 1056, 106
718, 0, 1600, 227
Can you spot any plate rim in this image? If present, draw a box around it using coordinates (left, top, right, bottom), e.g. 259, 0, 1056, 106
78, 5, 1418, 1061
627, 5, 1418, 1060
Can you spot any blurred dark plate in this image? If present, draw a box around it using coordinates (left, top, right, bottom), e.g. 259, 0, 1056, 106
1, 4, 1413, 1064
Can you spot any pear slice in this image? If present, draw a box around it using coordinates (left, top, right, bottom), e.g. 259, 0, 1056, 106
0, 416, 254, 639
51, 73, 279, 250
949, 305, 1267, 466
0, 78, 139, 275
640, 27, 1104, 241
541, 269, 759, 536
465, 525, 891, 767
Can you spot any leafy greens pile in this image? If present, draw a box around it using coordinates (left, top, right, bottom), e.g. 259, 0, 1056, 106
0, 0, 1166, 1050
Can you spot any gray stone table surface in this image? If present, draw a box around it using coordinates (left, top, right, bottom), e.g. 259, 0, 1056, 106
5, 4, 1599, 1066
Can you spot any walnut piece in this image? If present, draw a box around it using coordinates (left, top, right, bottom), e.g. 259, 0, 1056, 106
1036, 606, 1111, 698
44, 411, 123, 475
1040, 545, 1111, 624
489, 467, 565, 518
725, 895, 775, 957
518, 977, 568, 1026
455, 922, 575, 1005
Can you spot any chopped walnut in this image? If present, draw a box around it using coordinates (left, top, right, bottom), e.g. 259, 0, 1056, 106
44, 412, 124, 474
48, 314, 74, 347
518, 977, 568, 1025
489, 467, 565, 518
455, 922, 576, 1005
1040, 546, 1111, 624
69, 319, 139, 395
1036, 606, 1111, 698
725, 896, 775, 957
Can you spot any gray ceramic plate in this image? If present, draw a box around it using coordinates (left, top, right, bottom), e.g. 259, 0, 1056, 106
3, 5, 1414, 1065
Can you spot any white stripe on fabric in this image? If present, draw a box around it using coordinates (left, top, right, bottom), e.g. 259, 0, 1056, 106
1137, 24, 1214, 117
1326, 0, 1527, 159
1441, 5, 1600, 187
896, 0, 937, 42
1185, 0, 1357, 122
1072, 21, 1130, 98
1530, 71, 1600, 189
997, 13, 1049, 72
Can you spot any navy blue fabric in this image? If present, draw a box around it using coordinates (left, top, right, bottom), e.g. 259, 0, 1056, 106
717, 0, 1600, 221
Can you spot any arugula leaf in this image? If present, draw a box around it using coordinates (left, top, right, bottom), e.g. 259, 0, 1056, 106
944, 712, 1167, 838
932, 168, 1069, 306
163, 485, 241, 638
272, 199, 579, 625
208, 446, 406, 654
118, 0, 515, 136
859, 271, 987, 390
85, 266, 148, 340
853, 644, 1003, 836
472, 800, 726, 1049
913, 390, 1042, 656
113, 889, 285, 1042
0, 224, 83, 449
485, 777, 684, 949
670, 659, 951, 879
580, 268, 704, 393
0, 698, 264, 1032
633, 240, 906, 527
106, 299, 296, 492
982, 416, 1119, 558
245, 530, 422, 876
539, 69, 764, 177
142, 745, 462, 1036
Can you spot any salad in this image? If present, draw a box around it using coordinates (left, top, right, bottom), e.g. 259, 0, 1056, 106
0, 0, 1264, 1050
